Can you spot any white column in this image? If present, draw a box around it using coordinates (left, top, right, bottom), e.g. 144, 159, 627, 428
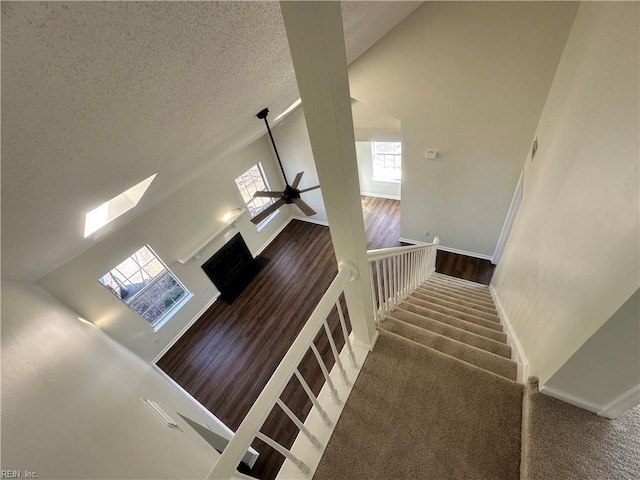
280, 1, 377, 349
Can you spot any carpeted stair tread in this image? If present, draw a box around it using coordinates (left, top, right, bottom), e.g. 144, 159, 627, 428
428, 278, 493, 298
418, 284, 497, 309
430, 273, 494, 294
426, 278, 494, 302
408, 293, 501, 327
409, 291, 501, 323
382, 317, 517, 381
413, 286, 498, 315
313, 330, 523, 480
404, 296, 503, 333
388, 308, 512, 358
398, 301, 506, 342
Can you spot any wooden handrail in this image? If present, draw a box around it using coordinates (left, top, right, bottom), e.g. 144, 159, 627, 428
367, 238, 439, 260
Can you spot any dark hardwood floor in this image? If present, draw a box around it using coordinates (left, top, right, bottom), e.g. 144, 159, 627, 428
158, 196, 495, 479
361, 195, 402, 249
435, 250, 496, 285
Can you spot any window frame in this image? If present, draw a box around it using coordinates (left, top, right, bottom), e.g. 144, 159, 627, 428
371, 141, 402, 183
235, 163, 279, 230
98, 245, 192, 331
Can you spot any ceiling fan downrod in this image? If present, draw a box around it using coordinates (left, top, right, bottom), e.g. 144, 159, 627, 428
256, 108, 290, 187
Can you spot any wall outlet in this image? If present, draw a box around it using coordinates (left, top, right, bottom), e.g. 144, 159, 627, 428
424, 231, 430, 238
425, 149, 438, 160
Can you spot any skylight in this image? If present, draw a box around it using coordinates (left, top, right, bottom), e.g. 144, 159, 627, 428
84, 174, 157, 237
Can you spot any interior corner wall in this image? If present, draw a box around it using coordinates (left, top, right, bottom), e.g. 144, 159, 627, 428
491, 1, 640, 387
544, 289, 640, 412
1, 282, 219, 479
347, 1, 579, 254
37, 135, 292, 362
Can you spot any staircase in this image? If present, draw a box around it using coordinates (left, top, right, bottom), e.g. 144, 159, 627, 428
382, 272, 518, 381
313, 270, 525, 479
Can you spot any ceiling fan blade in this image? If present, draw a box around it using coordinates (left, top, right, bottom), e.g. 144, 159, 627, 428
299, 184, 320, 193
250, 199, 286, 225
292, 198, 317, 217
253, 190, 282, 198
291, 172, 304, 189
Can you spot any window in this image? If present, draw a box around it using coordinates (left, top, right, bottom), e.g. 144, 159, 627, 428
84, 174, 156, 237
98, 245, 191, 330
372, 142, 402, 182
235, 163, 277, 227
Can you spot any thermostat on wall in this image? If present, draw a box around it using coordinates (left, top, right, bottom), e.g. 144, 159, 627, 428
425, 149, 438, 160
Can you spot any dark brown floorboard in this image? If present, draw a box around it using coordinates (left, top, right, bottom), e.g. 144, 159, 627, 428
361, 195, 402, 249
435, 250, 496, 285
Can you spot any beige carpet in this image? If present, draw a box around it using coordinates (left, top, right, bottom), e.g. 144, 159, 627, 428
313, 330, 523, 480
521, 378, 640, 479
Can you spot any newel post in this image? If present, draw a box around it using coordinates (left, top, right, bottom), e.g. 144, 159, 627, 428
280, 1, 377, 349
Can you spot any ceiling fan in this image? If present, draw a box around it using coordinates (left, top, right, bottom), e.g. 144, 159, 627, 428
250, 107, 320, 225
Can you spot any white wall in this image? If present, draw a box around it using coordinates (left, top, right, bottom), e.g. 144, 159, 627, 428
543, 289, 640, 414
352, 100, 402, 199
347, 1, 579, 253
1, 282, 219, 479
491, 1, 640, 386
38, 136, 293, 362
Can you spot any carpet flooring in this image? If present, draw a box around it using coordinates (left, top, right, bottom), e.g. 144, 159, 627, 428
521, 378, 640, 479
313, 330, 524, 480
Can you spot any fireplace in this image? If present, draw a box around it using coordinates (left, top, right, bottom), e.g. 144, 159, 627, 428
201, 233, 267, 305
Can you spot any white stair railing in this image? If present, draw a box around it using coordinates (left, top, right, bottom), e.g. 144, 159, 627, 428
367, 238, 439, 324
207, 262, 359, 480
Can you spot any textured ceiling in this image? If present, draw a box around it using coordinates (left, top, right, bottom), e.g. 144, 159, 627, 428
1, 1, 421, 282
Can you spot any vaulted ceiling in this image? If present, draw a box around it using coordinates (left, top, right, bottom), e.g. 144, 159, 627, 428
1, 1, 421, 282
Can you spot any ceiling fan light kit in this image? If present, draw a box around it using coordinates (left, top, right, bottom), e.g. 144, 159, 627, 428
250, 108, 321, 225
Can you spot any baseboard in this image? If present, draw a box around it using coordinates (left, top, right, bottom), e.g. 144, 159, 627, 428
539, 385, 604, 415
437, 245, 493, 261
255, 214, 296, 257
291, 215, 330, 227
360, 192, 401, 201
489, 285, 529, 384
153, 293, 220, 364
598, 384, 640, 419
398, 238, 493, 261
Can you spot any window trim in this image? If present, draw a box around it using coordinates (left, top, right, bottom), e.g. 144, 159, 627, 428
98, 245, 192, 330
371, 141, 402, 183
235, 163, 279, 230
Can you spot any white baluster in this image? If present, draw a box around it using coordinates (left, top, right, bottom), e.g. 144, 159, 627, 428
335, 300, 357, 368
375, 260, 384, 321
310, 343, 341, 405
293, 369, 332, 426
369, 263, 378, 326
383, 257, 390, 314
256, 432, 310, 475
275, 398, 322, 449
322, 320, 349, 385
